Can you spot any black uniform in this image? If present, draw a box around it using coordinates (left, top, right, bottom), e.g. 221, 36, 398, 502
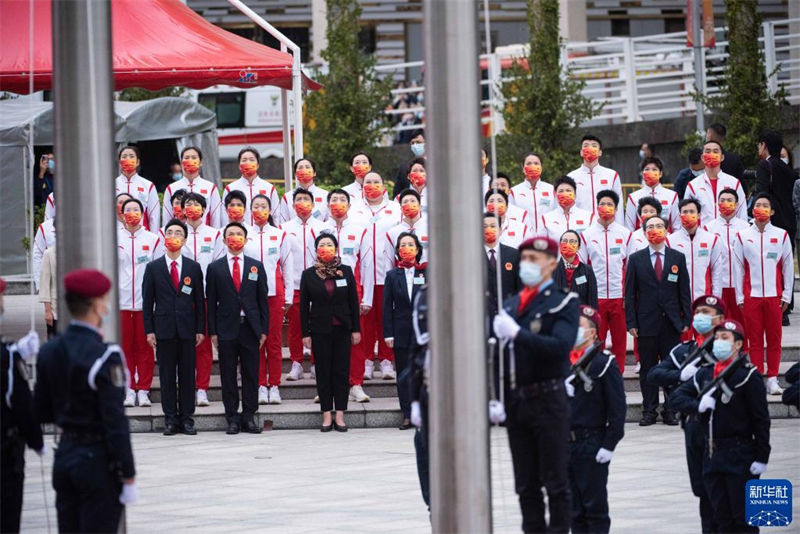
647, 337, 718, 533
567, 344, 626, 534
501, 282, 579, 534
669, 356, 770, 534
408, 286, 430, 508
34, 322, 136, 533
781, 361, 798, 409
1, 340, 44, 534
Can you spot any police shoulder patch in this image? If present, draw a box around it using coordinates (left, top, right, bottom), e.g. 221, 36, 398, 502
15, 357, 28, 380
109, 363, 126, 388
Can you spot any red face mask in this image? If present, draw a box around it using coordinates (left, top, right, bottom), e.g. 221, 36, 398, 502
363, 183, 384, 199
352, 163, 370, 179
239, 161, 258, 178
597, 204, 615, 221
165, 237, 183, 253
646, 228, 666, 244
409, 171, 427, 189
642, 170, 660, 187
680, 213, 699, 229
560, 242, 578, 258
718, 200, 736, 217
294, 200, 312, 218
581, 146, 599, 162
120, 159, 137, 174
227, 205, 245, 221
316, 245, 336, 263
402, 202, 420, 219
124, 211, 142, 227
226, 235, 246, 251
184, 205, 203, 221
524, 164, 542, 180
702, 152, 722, 168
752, 206, 771, 222
182, 159, 200, 174
252, 208, 270, 225
557, 190, 575, 208
484, 227, 498, 244
397, 244, 418, 265
329, 202, 348, 219
172, 206, 183, 219
487, 202, 507, 217
295, 167, 314, 185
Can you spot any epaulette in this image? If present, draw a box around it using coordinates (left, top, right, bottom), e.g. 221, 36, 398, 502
733, 364, 758, 389
547, 291, 578, 314
88, 344, 128, 390
596, 350, 615, 378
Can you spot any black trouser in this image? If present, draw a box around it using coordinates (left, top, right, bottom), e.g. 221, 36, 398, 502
1, 436, 25, 533
684, 416, 718, 533
568, 433, 610, 534
52, 440, 122, 533
157, 337, 196, 427
638, 322, 680, 416
394, 345, 411, 418
703, 440, 759, 534
46, 319, 58, 340
312, 325, 351, 412
414, 389, 430, 509
507, 384, 572, 533
218, 321, 259, 425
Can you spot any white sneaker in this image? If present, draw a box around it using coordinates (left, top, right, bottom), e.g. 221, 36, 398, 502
258, 385, 270, 405
766, 377, 784, 395
349, 385, 370, 402
269, 386, 282, 404
196, 389, 210, 407
310, 364, 316, 380
379, 359, 396, 380
364, 359, 374, 380
137, 390, 151, 407
124, 389, 136, 407
287, 361, 303, 381
313, 395, 320, 404
634, 361, 641, 374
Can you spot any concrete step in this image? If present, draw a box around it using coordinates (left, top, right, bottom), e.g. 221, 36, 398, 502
619, 361, 796, 392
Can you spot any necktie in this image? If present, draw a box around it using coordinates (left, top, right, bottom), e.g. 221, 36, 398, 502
232, 256, 241, 292
654, 251, 663, 282
170, 261, 179, 291
489, 249, 497, 270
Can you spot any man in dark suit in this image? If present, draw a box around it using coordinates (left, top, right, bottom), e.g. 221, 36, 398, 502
483, 212, 520, 320
207, 222, 269, 434
756, 130, 797, 254
625, 215, 692, 426
706, 123, 746, 183
142, 219, 205, 436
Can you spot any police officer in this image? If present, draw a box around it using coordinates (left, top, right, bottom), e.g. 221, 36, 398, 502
34, 269, 137, 532
408, 285, 430, 510
564, 305, 626, 534
493, 236, 579, 534
669, 320, 770, 534
647, 295, 725, 533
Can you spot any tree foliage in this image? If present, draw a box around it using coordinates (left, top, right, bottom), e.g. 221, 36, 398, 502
304, 0, 392, 186
117, 86, 184, 101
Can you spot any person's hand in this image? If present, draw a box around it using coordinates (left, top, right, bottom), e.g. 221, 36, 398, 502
493, 311, 520, 341
259, 335, 267, 348
210, 335, 218, 348
410, 401, 422, 427
44, 307, 54, 326
36, 444, 47, 457
488, 399, 506, 424
564, 375, 576, 398
38, 155, 48, 177
385, 338, 394, 349
302, 337, 312, 350
360, 304, 372, 315
146, 334, 157, 348
698, 387, 717, 413
195, 334, 204, 347
628, 328, 638, 338
13, 331, 40, 361
351, 332, 362, 345
680, 363, 698, 382
595, 448, 613, 464
284, 302, 292, 314
749, 462, 767, 476
119, 481, 138, 505
781, 300, 789, 312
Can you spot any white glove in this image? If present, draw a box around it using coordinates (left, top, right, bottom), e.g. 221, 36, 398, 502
488, 399, 507, 424
12, 330, 40, 361
35, 443, 47, 457
119, 482, 138, 505
680, 363, 698, 382
410, 401, 422, 428
698, 388, 717, 413
595, 448, 613, 464
564, 375, 576, 398
749, 462, 767, 476
493, 311, 521, 341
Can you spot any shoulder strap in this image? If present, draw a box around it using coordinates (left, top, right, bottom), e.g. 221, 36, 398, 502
88, 343, 127, 391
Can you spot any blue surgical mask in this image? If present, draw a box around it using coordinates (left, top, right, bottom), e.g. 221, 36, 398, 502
574, 327, 586, 348
712, 339, 734, 361
519, 261, 543, 287
47, 159, 55, 172
692, 313, 714, 334
172, 173, 182, 181
411, 143, 425, 157
638, 150, 646, 160
690, 168, 703, 177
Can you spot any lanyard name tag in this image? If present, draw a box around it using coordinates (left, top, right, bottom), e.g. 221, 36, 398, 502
766, 251, 777, 260
200, 246, 211, 253
343, 247, 354, 255
313, 209, 321, 218
698, 249, 709, 257
667, 273, 678, 282
181, 285, 192, 295
248, 272, 258, 281
136, 255, 148, 264
541, 198, 551, 206
336, 278, 347, 288
575, 275, 587, 285
268, 247, 278, 255
609, 247, 621, 255
413, 277, 425, 285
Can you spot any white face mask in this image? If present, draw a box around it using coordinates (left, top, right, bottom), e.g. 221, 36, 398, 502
519, 261, 544, 287
780, 157, 789, 166
690, 168, 703, 177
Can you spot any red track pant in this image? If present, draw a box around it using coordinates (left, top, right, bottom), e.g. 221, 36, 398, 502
287, 290, 305, 363
195, 299, 213, 390
361, 285, 394, 364
260, 274, 286, 387
120, 310, 154, 391
598, 298, 626, 372
721, 287, 748, 350
743, 296, 782, 378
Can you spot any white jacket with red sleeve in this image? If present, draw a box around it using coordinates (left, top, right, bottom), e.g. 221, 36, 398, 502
117, 227, 161, 311
578, 220, 632, 299
245, 223, 294, 306
666, 226, 726, 301
567, 164, 624, 225
115, 173, 161, 231
732, 223, 794, 305
706, 216, 750, 289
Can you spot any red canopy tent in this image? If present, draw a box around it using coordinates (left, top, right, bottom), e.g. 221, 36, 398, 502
0, 0, 320, 93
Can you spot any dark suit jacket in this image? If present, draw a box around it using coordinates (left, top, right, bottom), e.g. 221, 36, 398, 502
299, 265, 361, 336
206, 255, 269, 340
383, 266, 426, 348
485, 245, 520, 318
756, 156, 798, 237
142, 255, 204, 340
624, 247, 691, 337
553, 260, 598, 309
721, 150, 746, 183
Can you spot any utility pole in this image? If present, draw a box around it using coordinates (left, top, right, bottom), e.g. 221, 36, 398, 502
692, 0, 706, 134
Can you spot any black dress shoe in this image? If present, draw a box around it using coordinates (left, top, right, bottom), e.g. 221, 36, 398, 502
226, 422, 240, 435
333, 422, 348, 433
320, 424, 333, 433
639, 413, 657, 426
163, 424, 178, 436
662, 411, 679, 426
398, 420, 413, 430
243, 421, 262, 434
182, 422, 197, 435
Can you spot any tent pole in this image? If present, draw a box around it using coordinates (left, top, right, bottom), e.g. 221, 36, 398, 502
52, 0, 119, 339
280, 45, 293, 192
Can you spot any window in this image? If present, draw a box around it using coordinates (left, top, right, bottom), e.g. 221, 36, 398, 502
198, 92, 245, 128
262, 27, 311, 63
663, 10, 685, 34
610, 10, 630, 37
359, 26, 377, 54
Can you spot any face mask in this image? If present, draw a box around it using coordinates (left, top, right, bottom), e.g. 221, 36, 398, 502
184, 205, 203, 221
638, 150, 646, 160
560, 242, 578, 257
484, 227, 498, 244
712, 339, 734, 361
409, 171, 427, 189
597, 205, 615, 221
690, 168, 703, 177
173, 206, 183, 219
718, 200, 736, 217
753, 206, 771, 223
227, 205, 245, 221
316, 245, 336, 263
165, 237, 183, 253
398, 245, 418, 264
702, 152, 721, 168
172, 173, 182, 181
557, 190, 575, 208
574, 327, 586, 348
481, 155, 489, 170
226, 235, 246, 252
252, 208, 270, 225
519, 261, 543, 287
296, 168, 314, 185
692, 313, 714, 334
182, 159, 200, 174
581, 146, 599, 163
294, 201, 312, 218
47, 159, 55, 172
124, 211, 142, 227
642, 170, 660, 187
239, 161, 258, 177
410, 143, 425, 157
646, 227, 666, 244
329, 202, 349, 219
487, 202, 507, 217
524, 164, 542, 180
120, 159, 138, 173
363, 183, 384, 199
352, 163, 370, 179
402, 202, 420, 219
680, 213, 698, 229
780, 157, 789, 165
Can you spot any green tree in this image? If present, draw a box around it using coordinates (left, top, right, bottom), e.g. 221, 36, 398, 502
118, 86, 184, 101
304, 0, 391, 186
496, 0, 601, 180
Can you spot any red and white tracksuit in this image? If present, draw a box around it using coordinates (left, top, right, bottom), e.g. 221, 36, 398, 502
684, 172, 747, 227
498, 217, 530, 249
354, 200, 402, 368
115, 173, 161, 231
324, 216, 375, 387
281, 216, 329, 363
275, 184, 329, 226
394, 187, 429, 216
627, 228, 649, 255
666, 226, 726, 301
45, 192, 55, 220
733, 223, 794, 378
510, 180, 556, 235
117, 227, 161, 392
385, 217, 430, 275
504, 199, 534, 231
579, 221, 632, 371
539, 205, 594, 241
163, 176, 222, 228
33, 219, 56, 291
625, 184, 679, 231
221, 176, 280, 227
344, 180, 390, 209
246, 224, 294, 388
567, 164, 624, 225
706, 216, 750, 328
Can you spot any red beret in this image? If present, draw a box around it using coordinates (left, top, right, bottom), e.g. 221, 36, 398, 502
518, 236, 558, 257
64, 269, 111, 299
715, 319, 745, 339
692, 294, 726, 315
579, 305, 600, 328
0, 277, 6, 294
